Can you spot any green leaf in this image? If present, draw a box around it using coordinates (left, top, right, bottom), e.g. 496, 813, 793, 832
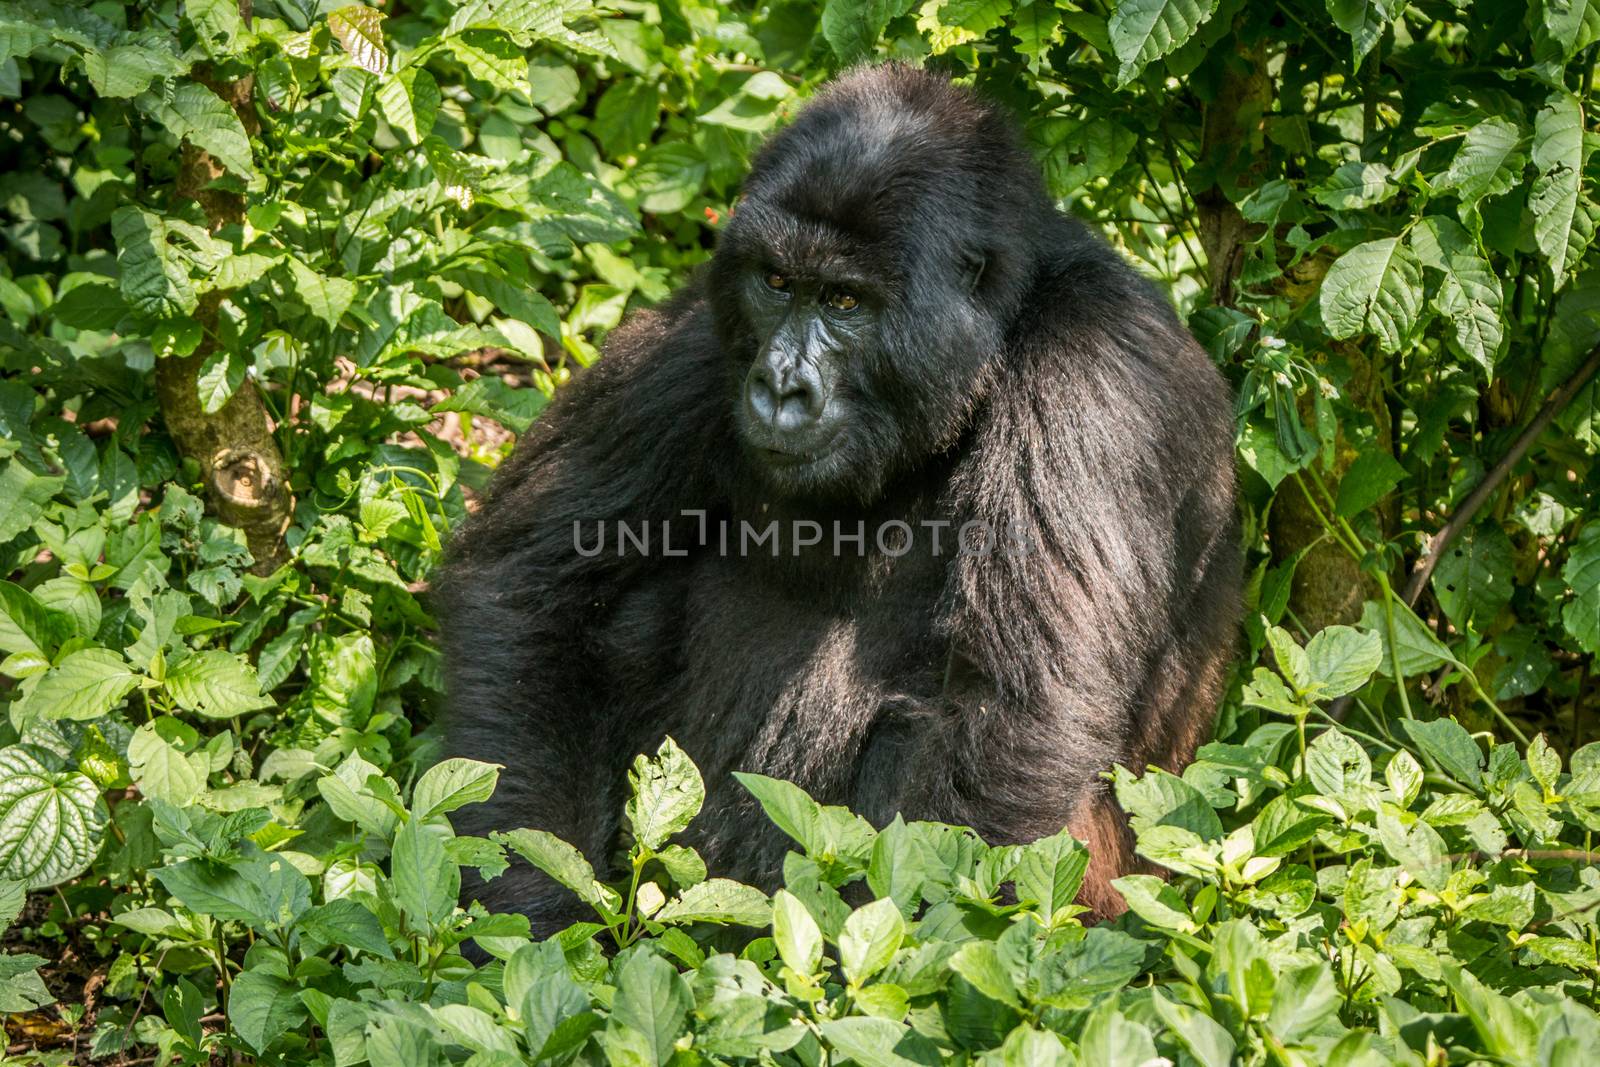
1111, 873, 1196, 931
948, 941, 1022, 1010
1440, 117, 1526, 208
772, 888, 824, 974
838, 897, 904, 986
128, 719, 207, 805
192, 347, 243, 414
630, 142, 709, 215
329, 6, 388, 76
187, 0, 243, 57
654, 878, 770, 926
1152, 993, 1236, 1067
1531, 92, 1594, 284
286, 258, 356, 330
112, 207, 197, 318
1401, 717, 1484, 785
820, 0, 905, 63
20, 648, 139, 726
1013, 829, 1089, 921
412, 758, 500, 820
1325, 0, 1396, 65
1305, 728, 1371, 802
228, 969, 307, 1054
165, 650, 272, 718
1334, 450, 1407, 518
1108, 0, 1222, 85
1375, 811, 1449, 891
1320, 236, 1422, 352
136, 83, 256, 180
80, 44, 186, 99
0, 747, 106, 888
1314, 161, 1394, 210
819, 1016, 942, 1067
495, 828, 616, 910
1434, 252, 1506, 373
1562, 524, 1600, 653
294, 898, 394, 958
0, 581, 65, 657
625, 737, 704, 851
1266, 962, 1339, 1042
1302, 625, 1382, 698
154, 853, 311, 931
391, 816, 458, 931
1431, 523, 1515, 630
611, 950, 691, 1066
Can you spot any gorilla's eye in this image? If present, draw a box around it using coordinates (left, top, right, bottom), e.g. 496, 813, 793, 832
827, 291, 860, 312
763, 272, 789, 291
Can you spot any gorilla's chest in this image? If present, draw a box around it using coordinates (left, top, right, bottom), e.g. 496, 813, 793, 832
606, 552, 949, 800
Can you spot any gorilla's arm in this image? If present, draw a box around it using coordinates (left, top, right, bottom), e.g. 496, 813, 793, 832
887, 252, 1240, 916
435, 289, 729, 926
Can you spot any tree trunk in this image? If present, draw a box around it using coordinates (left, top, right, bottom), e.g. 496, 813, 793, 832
155, 0, 290, 575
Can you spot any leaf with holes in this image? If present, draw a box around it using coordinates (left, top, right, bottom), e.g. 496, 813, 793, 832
0, 746, 107, 888
1431, 524, 1515, 631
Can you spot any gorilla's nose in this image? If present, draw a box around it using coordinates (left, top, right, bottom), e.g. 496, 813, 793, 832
745, 356, 826, 434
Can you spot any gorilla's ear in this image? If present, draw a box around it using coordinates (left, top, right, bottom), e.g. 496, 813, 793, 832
961, 250, 989, 297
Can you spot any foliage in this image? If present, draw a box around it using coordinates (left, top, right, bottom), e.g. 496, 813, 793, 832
0, 0, 1597, 1062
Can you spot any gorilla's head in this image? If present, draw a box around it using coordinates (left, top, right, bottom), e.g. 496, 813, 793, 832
708, 64, 1054, 505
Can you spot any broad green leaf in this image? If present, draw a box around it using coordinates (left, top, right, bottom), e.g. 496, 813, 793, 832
654, 878, 770, 926
1435, 253, 1506, 373
1325, 0, 1398, 65
772, 888, 824, 974
819, 1016, 943, 1067
948, 941, 1022, 1009
625, 737, 704, 851
1111, 873, 1195, 931
1320, 236, 1422, 352
80, 44, 185, 99
1375, 811, 1449, 891
0, 746, 106, 888
187, 0, 243, 57
1314, 161, 1394, 210
1266, 962, 1339, 1042
495, 828, 615, 910
329, 6, 388, 76
166, 650, 271, 718
194, 349, 244, 415
228, 969, 307, 1054
0, 581, 64, 657
1152, 993, 1236, 1067
1359, 598, 1460, 677
630, 142, 709, 214
136, 83, 255, 180
128, 719, 206, 805
412, 758, 500, 820
1334, 450, 1407, 518
611, 950, 691, 1066
1108, 0, 1222, 85
391, 817, 458, 930
1562, 524, 1600, 653
1303, 625, 1382, 697
1431, 523, 1515, 630
1401, 717, 1484, 785
1532, 93, 1593, 284
286, 258, 356, 330
1305, 728, 1370, 802
154, 853, 311, 931
1440, 117, 1526, 208
112, 207, 196, 318
821, 0, 905, 63
1013, 829, 1089, 920
20, 648, 139, 726
839, 897, 904, 986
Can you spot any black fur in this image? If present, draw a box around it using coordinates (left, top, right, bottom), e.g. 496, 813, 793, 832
435, 65, 1241, 930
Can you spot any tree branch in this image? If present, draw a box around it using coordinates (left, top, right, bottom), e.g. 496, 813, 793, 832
1402, 341, 1600, 607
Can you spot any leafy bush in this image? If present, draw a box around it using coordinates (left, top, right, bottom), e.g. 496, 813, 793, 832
0, 0, 1598, 1062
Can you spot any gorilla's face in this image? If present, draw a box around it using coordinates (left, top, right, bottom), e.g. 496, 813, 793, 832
731, 258, 884, 498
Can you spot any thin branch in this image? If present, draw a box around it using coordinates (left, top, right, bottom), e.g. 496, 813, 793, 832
1402, 341, 1600, 606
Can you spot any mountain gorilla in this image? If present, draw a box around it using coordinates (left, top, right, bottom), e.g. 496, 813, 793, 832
436, 64, 1240, 930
